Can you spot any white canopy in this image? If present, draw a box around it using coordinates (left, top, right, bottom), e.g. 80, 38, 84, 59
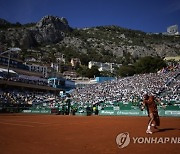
0, 68, 17, 74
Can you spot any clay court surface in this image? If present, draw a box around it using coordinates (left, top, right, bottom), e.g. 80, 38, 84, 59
0, 114, 179, 154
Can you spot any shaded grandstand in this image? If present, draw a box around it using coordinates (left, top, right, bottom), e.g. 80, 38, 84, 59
0, 67, 61, 113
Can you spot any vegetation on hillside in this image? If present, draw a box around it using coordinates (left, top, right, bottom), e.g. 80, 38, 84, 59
117, 56, 167, 77
0, 18, 178, 79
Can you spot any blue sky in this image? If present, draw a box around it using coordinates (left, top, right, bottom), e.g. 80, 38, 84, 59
0, 0, 179, 33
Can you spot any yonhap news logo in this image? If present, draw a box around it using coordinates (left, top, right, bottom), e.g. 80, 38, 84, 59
116, 132, 130, 148
116, 132, 180, 149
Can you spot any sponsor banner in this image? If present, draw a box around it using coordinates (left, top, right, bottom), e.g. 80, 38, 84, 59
165, 110, 180, 116
41, 110, 51, 113
99, 110, 147, 116
116, 110, 145, 116
99, 110, 180, 117
22, 110, 31, 113
22, 109, 51, 114
100, 110, 115, 115
22, 109, 180, 116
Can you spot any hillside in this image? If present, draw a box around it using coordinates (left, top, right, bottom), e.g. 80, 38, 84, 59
0, 15, 180, 65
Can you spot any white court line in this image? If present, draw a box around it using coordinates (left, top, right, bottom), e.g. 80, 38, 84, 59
0, 122, 34, 127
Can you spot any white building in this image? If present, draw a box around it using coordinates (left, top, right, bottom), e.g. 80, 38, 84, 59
88, 61, 102, 69
26, 64, 47, 77
71, 58, 81, 67
88, 61, 122, 73
50, 54, 66, 73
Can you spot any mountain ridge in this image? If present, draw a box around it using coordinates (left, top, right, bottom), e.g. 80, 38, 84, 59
0, 15, 180, 65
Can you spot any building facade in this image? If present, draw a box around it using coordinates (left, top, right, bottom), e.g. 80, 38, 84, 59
71, 58, 81, 67
88, 61, 122, 73
0, 55, 29, 70
26, 63, 48, 77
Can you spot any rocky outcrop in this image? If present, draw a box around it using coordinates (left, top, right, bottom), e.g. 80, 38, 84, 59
0, 15, 71, 48
34, 15, 71, 43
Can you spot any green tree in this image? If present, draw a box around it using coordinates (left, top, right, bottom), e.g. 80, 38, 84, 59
79, 53, 90, 65
134, 56, 166, 74
76, 65, 89, 77
100, 70, 114, 77
118, 65, 136, 77
86, 66, 100, 78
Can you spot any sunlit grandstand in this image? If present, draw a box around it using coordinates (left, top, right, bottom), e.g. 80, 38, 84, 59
1, 62, 179, 116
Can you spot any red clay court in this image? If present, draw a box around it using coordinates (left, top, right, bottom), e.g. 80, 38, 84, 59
0, 114, 179, 154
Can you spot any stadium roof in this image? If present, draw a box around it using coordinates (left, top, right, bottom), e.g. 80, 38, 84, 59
0, 68, 17, 74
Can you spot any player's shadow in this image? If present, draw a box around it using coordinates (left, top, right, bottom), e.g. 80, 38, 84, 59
157, 128, 180, 132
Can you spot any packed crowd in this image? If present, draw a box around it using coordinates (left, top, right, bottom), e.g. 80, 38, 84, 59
0, 68, 48, 86
0, 75, 48, 86
71, 69, 180, 105
0, 65, 179, 113
9, 75, 48, 86
0, 88, 61, 108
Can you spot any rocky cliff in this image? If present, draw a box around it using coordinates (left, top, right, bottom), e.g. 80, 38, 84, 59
0, 15, 71, 48
0, 15, 180, 64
